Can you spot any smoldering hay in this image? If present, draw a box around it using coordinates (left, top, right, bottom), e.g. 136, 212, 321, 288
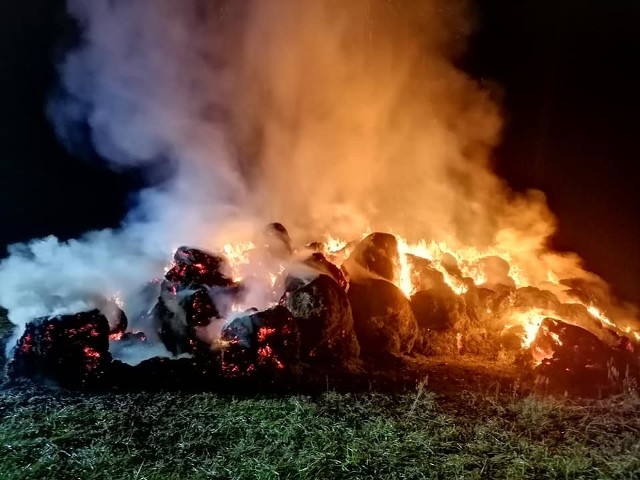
0, 0, 638, 361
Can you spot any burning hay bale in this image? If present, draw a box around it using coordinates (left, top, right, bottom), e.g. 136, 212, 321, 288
555, 303, 603, 332
220, 306, 300, 377
560, 277, 611, 307
411, 286, 467, 332
477, 256, 516, 291
7, 310, 112, 388
509, 287, 561, 312
281, 273, 359, 367
344, 233, 400, 282
94, 297, 128, 337
405, 255, 448, 292
153, 286, 226, 357
463, 286, 509, 324
4, 227, 639, 395
166, 246, 234, 290
152, 246, 240, 356
531, 318, 639, 387
410, 286, 466, 356
411, 285, 503, 357
347, 279, 417, 360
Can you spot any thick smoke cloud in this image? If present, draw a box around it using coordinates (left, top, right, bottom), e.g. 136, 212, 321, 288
52, 0, 510, 244
0, 0, 635, 342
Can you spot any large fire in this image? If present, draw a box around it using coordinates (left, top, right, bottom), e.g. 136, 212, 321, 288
188, 227, 640, 374
3, 1, 639, 394
6, 224, 640, 392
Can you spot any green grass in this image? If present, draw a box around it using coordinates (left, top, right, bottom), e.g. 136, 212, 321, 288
1, 384, 640, 480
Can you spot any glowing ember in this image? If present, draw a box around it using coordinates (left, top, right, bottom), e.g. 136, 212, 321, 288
109, 331, 125, 341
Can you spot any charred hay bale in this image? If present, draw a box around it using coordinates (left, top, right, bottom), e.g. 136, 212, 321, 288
491, 287, 561, 332
281, 274, 359, 366
153, 287, 221, 356
345, 232, 399, 282
166, 246, 233, 290
526, 318, 640, 395
7, 310, 112, 388
532, 318, 611, 379
347, 279, 417, 359
411, 286, 467, 331
220, 306, 300, 377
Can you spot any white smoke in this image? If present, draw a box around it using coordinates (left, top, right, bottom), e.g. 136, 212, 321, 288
1, 0, 635, 349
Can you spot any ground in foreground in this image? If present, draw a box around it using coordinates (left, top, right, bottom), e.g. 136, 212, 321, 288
1, 381, 639, 480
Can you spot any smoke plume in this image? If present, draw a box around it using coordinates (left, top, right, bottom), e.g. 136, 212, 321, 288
0, 0, 635, 345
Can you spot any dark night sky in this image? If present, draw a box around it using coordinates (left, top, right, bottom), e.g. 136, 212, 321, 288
1, 1, 639, 303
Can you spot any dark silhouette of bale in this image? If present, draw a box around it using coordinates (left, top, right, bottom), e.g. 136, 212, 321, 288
347, 279, 417, 358
108, 306, 128, 337
546, 303, 622, 348
151, 297, 188, 355
109, 357, 210, 391
183, 288, 220, 327
260, 222, 293, 257
301, 252, 348, 289
221, 306, 300, 377
8, 310, 112, 388
411, 286, 467, 332
281, 274, 359, 366
345, 233, 399, 282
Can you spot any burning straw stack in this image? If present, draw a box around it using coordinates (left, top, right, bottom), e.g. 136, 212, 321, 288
4, 225, 640, 392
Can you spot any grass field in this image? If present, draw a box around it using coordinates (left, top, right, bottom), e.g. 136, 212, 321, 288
1, 383, 640, 480
2, 314, 640, 479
